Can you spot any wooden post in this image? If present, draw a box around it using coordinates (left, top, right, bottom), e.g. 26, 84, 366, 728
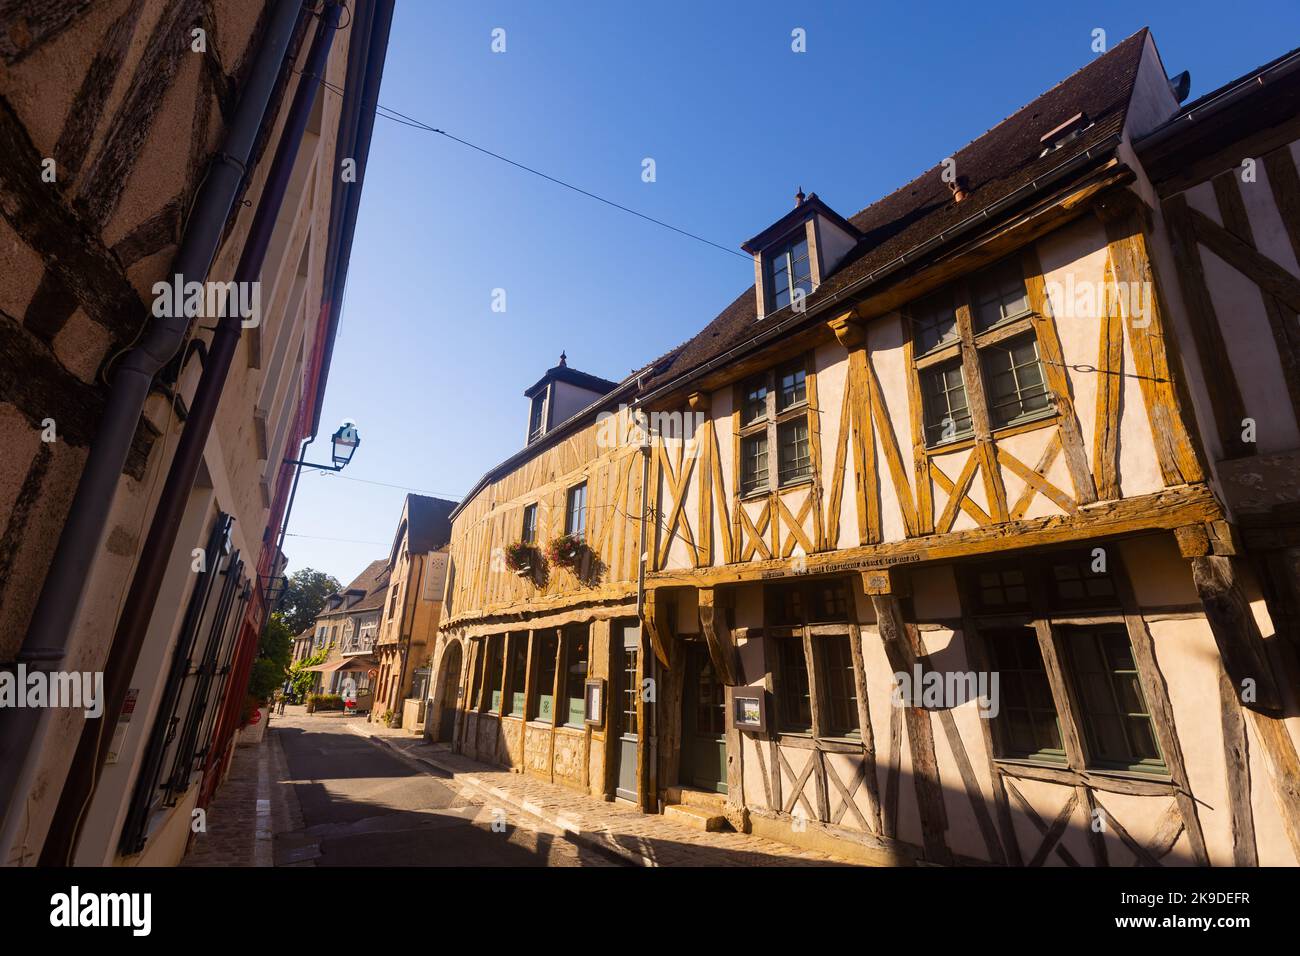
1183, 550, 1300, 861
698, 586, 739, 685
869, 575, 951, 865
1189, 554, 1282, 715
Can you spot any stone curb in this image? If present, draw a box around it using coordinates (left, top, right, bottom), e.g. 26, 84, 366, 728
345, 723, 647, 867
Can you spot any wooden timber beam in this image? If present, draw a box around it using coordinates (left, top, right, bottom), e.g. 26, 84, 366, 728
697, 586, 739, 686
1095, 191, 1206, 488
860, 567, 910, 598
1189, 554, 1282, 715
641, 587, 674, 669
871, 591, 951, 865
647, 484, 1222, 589
1184, 542, 1300, 862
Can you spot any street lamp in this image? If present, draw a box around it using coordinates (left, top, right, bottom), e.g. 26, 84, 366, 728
330, 421, 359, 469
286, 421, 361, 472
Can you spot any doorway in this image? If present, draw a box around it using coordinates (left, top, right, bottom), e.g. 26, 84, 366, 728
682, 642, 727, 794
614, 622, 640, 802
437, 642, 462, 742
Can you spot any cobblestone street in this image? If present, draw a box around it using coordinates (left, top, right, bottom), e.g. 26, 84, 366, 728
183, 709, 855, 866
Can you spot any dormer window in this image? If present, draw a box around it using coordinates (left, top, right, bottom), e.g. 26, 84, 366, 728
744, 193, 861, 320
523, 353, 618, 447
767, 234, 813, 311
528, 391, 547, 443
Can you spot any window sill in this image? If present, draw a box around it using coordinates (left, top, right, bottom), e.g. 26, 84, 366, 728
924, 432, 977, 454
993, 755, 1069, 771
990, 407, 1058, 437
777, 475, 815, 493
740, 476, 814, 501
1088, 762, 1171, 779
995, 756, 1173, 784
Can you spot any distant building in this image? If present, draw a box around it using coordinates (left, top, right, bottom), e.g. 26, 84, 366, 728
305, 560, 389, 709
369, 494, 456, 730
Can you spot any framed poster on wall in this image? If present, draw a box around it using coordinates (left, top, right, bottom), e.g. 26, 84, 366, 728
725, 686, 767, 733
584, 678, 605, 727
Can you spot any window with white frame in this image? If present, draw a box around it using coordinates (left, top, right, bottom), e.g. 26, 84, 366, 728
766, 232, 813, 312
910, 254, 1053, 447
738, 356, 814, 495
565, 482, 587, 536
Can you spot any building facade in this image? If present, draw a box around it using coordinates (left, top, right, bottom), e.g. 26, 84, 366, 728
306, 559, 388, 707
430, 31, 1300, 867
0, 0, 393, 866
369, 494, 455, 730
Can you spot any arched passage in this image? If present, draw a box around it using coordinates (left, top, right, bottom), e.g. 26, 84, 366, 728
430, 640, 463, 743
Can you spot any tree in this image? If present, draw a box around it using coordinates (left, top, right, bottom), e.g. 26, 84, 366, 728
278, 568, 341, 636
247, 613, 294, 703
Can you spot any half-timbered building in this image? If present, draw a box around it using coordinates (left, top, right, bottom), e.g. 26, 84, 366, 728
429, 30, 1300, 866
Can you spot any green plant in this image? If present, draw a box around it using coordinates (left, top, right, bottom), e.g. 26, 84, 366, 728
307, 693, 343, 712
289, 643, 330, 701
503, 541, 535, 573
546, 533, 586, 572
245, 614, 294, 705
381, 709, 400, 728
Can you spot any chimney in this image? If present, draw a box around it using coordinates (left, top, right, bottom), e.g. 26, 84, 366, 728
948, 178, 969, 203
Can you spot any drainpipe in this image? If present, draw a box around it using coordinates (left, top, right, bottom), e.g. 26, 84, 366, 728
0, 0, 306, 864
36, 0, 345, 866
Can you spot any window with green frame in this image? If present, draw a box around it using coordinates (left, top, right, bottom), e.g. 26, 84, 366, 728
483, 635, 504, 712
530, 630, 559, 722
1066, 626, 1166, 773
505, 633, 528, 717
818, 634, 860, 738
910, 254, 1052, 448
776, 637, 812, 733
562, 625, 589, 728
983, 626, 1066, 763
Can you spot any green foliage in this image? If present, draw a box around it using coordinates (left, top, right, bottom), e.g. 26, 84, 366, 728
279, 568, 342, 636
307, 693, 343, 712
289, 643, 330, 700
246, 613, 294, 704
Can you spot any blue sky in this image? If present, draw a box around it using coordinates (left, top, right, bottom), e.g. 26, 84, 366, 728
286, 0, 1300, 585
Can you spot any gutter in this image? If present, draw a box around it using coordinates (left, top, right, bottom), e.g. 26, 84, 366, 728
1133, 47, 1300, 155
310, 0, 394, 435
0, 0, 307, 864
633, 132, 1125, 409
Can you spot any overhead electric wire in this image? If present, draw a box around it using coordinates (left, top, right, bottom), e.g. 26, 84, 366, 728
302, 468, 464, 499
309, 74, 749, 260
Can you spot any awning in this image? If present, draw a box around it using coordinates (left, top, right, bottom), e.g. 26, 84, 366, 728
305, 655, 377, 673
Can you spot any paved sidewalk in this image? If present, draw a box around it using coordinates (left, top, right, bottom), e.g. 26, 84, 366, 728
343, 718, 857, 867
183, 715, 297, 866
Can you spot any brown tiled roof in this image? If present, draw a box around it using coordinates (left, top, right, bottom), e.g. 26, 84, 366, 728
318, 559, 388, 617
453, 30, 1153, 519
644, 29, 1151, 392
